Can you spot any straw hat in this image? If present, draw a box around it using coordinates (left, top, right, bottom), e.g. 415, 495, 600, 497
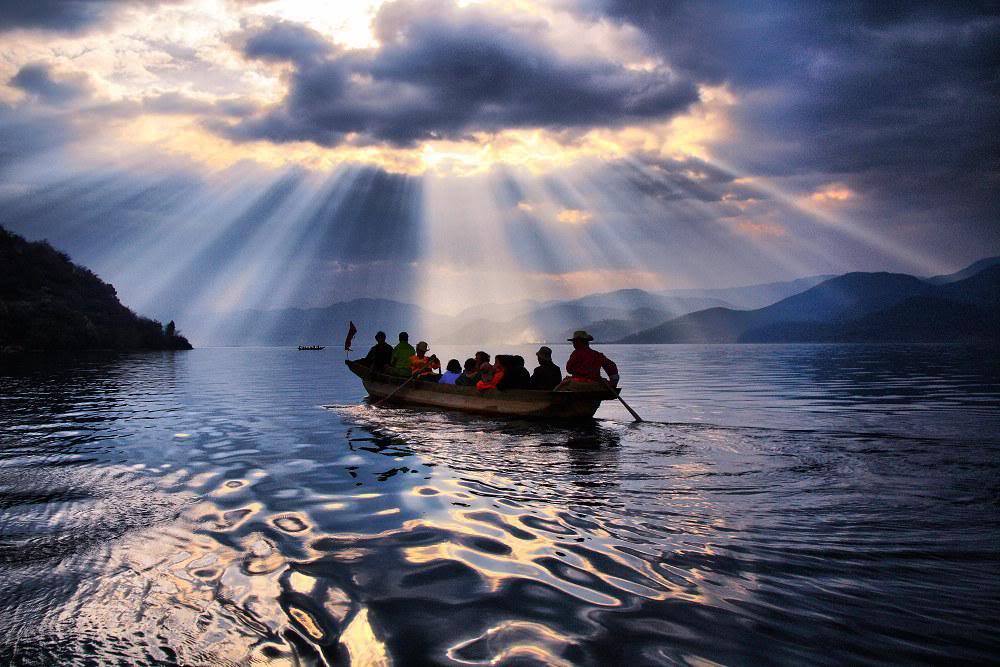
567, 330, 594, 341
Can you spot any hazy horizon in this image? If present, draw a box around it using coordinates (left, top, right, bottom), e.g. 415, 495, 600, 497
161, 251, 992, 318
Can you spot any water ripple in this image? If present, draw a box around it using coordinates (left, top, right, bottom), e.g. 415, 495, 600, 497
1, 346, 998, 664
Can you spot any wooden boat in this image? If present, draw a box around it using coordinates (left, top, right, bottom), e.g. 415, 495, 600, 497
345, 359, 618, 419
298, 345, 326, 350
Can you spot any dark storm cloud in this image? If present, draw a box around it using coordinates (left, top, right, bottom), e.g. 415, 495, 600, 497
9, 63, 94, 105
0, 0, 110, 32
7, 67, 254, 124
0, 0, 180, 33
585, 0, 1000, 258
238, 19, 334, 63
590, 1, 1000, 178
218, 1, 699, 147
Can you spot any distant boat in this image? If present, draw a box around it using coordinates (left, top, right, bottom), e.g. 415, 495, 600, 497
298, 345, 326, 350
345, 360, 617, 419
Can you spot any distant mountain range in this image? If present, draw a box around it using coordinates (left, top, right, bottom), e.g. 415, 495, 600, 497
657, 275, 836, 310
192, 286, 740, 346
441, 291, 731, 345
189, 258, 1000, 346
193, 295, 720, 347
8, 220, 994, 349
618, 260, 1000, 345
925, 256, 1000, 285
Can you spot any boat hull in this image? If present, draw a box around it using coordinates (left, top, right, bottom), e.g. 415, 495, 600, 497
346, 360, 612, 419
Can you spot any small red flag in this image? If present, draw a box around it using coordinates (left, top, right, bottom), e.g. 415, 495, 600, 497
344, 321, 358, 351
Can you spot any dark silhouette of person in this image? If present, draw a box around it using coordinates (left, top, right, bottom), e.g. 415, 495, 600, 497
455, 358, 479, 386
508, 355, 532, 389
362, 331, 393, 371
390, 331, 416, 376
530, 346, 562, 390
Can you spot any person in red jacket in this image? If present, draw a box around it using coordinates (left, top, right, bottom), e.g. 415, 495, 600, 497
564, 330, 619, 387
476, 355, 506, 391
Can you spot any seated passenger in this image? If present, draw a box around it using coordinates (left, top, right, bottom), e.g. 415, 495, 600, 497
420, 355, 443, 382
476, 355, 506, 392
362, 331, 393, 371
530, 346, 562, 390
390, 331, 416, 377
439, 359, 462, 384
512, 355, 531, 388
498, 355, 531, 390
410, 341, 436, 378
474, 351, 494, 381
455, 358, 479, 386
427, 354, 442, 379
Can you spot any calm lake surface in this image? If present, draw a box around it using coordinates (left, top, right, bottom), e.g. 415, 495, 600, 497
1, 344, 998, 665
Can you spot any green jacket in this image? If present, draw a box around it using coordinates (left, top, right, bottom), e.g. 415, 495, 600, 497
391, 341, 416, 372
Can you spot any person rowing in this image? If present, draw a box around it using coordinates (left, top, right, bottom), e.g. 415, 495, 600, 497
558, 329, 643, 420
410, 341, 440, 379
560, 330, 619, 389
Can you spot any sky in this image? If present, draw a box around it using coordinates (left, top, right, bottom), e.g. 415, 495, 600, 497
0, 0, 997, 321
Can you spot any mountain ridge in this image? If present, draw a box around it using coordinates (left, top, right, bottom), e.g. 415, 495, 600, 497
656, 275, 836, 310
619, 263, 1000, 345
188, 276, 830, 345
185, 256, 1000, 346
925, 256, 1000, 285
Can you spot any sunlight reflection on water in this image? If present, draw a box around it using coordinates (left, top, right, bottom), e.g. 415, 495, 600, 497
0, 345, 998, 664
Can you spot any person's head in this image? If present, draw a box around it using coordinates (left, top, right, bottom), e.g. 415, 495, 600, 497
512, 355, 525, 369
568, 330, 594, 349
493, 355, 509, 371
475, 351, 490, 364
375, 331, 386, 342
446, 359, 462, 373
463, 358, 477, 373
416, 341, 428, 355
536, 346, 552, 363
398, 331, 409, 342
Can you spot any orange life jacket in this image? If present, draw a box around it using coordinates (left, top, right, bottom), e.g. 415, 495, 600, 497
410, 354, 432, 375
476, 366, 505, 391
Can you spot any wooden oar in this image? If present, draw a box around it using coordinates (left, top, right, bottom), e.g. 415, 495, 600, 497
602, 379, 643, 422
373, 373, 418, 407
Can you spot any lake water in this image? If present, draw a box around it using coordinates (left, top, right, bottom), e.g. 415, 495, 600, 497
1, 344, 998, 665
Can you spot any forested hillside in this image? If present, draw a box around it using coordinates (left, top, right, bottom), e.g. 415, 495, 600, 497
0, 226, 192, 352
